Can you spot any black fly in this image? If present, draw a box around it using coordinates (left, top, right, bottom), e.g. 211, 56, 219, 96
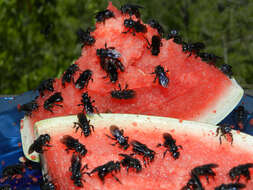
17, 100, 39, 116
2, 164, 25, 180
151, 65, 169, 88
182, 42, 205, 57
69, 153, 88, 187
220, 64, 233, 78
44, 92, 63, 112
123, 18, 147, 36
97, 44, 124, 83
157, 133, 183, 159
40, 174, 56, 190
60, 135, 87, 157
229, 163, 253, 182
148, 19, 164, 36
111, 84, 136, 100
76, 28, 95, 48
216, 124, 233, 145
234, 106, 248, 130
75, 69, 93, 89
28, 134, 52, 154
88, 161, 121, 184
167, 30, 183, 44
95, 9, 115, 23
37, 78, 55, 97
73, 112, 94, 137
102, 58, 119, 83
78, 92, 99, 115
191, 163, 218, 183
106, 125, 129, 150
215, 183, 246, 190
119, 153, 142, 173
131, 140, 155, 166
120, 4, 143, 18
62, 64, 79, 87
146, 35, 162, 56
96, 43, 121, 60
181, 173, 204, 190
197, 52, 222, 64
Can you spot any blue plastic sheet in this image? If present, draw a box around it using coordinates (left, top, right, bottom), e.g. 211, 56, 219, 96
0, 91, 253, 189
0, 91, 41, 190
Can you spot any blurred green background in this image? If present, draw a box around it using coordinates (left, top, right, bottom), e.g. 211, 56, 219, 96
1, 0, 253, 94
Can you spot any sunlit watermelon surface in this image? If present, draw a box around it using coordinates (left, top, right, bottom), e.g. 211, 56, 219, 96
42, 122, 253, 190
28, 2, 239, 129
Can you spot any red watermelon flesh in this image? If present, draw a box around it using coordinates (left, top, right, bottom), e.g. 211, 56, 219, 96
28, 2, 243, 129
35, 114, 253, 190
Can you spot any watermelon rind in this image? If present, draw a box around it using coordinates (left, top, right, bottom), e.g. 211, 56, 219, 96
195, 78, 243, 124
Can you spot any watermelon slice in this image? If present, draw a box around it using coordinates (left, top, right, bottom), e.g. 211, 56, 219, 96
23, 2, 243, 128
23, 114, 253, 189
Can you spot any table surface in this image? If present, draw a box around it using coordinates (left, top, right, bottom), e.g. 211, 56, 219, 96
1, 91, 253, 189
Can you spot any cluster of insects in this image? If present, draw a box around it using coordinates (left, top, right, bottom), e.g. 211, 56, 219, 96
68, 124, 156, 185
20, 0, 234, 118
24, 119, 253, 189
182, 163, 253, 190
96, 43, 124, 83
12, 3, 245, 189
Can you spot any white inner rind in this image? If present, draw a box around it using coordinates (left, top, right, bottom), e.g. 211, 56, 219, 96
22, 113, 253, 163
196, 78, 243, 124
21, 117, 39, 162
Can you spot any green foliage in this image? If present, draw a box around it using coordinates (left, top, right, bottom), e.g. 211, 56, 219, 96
0, 0, 253, 94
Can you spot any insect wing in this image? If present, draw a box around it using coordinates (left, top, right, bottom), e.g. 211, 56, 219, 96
159, 73, 169, 87
28, 143, 36, 154
107, 49, 121, 59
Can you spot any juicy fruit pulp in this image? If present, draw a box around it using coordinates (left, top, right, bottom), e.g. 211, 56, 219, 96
27, 2, 243, 128
36, 114, 253, 190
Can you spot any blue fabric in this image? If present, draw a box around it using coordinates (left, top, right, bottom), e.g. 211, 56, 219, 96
0, 91, 41, 190
0, 91, 253, 189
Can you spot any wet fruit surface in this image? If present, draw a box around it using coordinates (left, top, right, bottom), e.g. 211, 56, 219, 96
43, 126, 253, 190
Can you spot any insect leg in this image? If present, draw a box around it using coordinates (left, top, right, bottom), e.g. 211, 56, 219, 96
105, 134, 116, 140
163, 149, 168, 158
112, 174, 121, 184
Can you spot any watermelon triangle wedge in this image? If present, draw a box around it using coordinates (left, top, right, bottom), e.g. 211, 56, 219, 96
23, 2, 243, 127
22, 114, 253, 189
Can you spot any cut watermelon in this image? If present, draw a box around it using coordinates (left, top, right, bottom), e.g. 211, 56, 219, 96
23, 2, 243, 129
24, 114, 253, 190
